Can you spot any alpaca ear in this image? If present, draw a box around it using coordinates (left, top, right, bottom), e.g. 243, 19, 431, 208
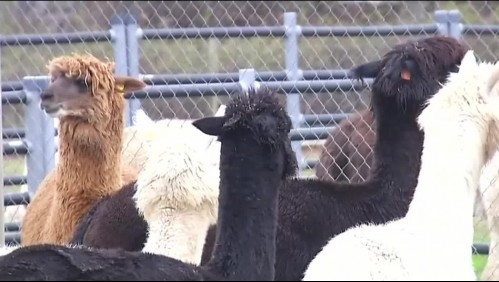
214, 104, 227, 117
114, 76, 147, 94
192, 117, 226, 136
458, 50, 478, 75
348, 60, 384, 80
486, 61, 499, 99
106, 62, 116, 73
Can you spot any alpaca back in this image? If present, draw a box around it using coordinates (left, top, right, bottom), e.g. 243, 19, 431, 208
70, 180, 148, 251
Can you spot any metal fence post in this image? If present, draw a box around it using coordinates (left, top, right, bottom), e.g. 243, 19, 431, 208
110, 15, 131, 126
284, 12, 304, 175
125, 14, 142, 127
434, 10, 450, 36
447, 10, 463, 39
0, 40, 4, 247
23, 76, 56, 200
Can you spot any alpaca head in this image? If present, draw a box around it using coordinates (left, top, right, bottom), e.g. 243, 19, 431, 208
418, 50, 499, 160
40, 53, 146, 125
349, 35, 468, 114
192, 86, 298, 179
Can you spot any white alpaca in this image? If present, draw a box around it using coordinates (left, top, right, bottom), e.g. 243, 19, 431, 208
133, 121, 220, 266
302, 50, 499, 281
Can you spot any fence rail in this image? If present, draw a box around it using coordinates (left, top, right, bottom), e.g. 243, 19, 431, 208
126, 78, 371, 99
1, 8, 498, 253
141, 69, 351, 84
0, 31, 112, 46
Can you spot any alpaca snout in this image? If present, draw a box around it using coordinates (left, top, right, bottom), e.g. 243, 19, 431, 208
40, 90, 56, 109
39, 97, 61, 116
39, 99, 60, 114
40, 89, 54, 102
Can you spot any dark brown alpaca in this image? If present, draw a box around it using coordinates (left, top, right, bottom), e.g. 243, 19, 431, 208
315, 109, 376, 183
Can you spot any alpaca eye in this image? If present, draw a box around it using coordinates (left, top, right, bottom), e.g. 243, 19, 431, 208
75, 79, 90, 92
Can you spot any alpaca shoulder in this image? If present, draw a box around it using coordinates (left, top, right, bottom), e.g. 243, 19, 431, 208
70, 182, 148, 250
303, 222, 405, 281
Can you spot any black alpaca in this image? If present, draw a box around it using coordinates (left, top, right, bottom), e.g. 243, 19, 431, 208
0, 87, 297, 281
315, 108, 375, 183
69, 35, 467, 281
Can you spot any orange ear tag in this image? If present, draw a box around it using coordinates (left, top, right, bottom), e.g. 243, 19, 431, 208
401, 70, 411, 81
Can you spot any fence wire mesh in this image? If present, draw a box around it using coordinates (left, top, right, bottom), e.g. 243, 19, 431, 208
1, 0, 499, 279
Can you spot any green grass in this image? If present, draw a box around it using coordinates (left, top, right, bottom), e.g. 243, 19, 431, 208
474, 255, 488, 279
3, 155, 26, 194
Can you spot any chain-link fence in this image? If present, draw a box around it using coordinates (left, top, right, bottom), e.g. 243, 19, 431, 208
1, 0, 499, 279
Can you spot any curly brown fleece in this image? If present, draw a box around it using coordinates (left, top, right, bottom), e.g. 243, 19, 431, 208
21, 54, 145, 245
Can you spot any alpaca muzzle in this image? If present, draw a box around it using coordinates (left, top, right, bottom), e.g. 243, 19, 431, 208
39, 100, 61, 117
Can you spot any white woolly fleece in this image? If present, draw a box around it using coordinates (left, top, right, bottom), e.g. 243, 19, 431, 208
0, 245, 20, 256
133, 120, 221, 266
122, 105, 225, 174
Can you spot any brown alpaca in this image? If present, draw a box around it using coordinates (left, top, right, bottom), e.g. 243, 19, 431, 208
315, 109, 376, 183
21, 53, 146, 245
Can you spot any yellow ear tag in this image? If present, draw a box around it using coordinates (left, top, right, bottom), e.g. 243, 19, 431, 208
145, 128, 157, 142
116, 84, 125, 93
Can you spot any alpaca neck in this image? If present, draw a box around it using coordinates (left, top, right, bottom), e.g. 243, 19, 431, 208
57, 113, 124, 200
405, 122, 485, 245
142, 209, 212, 266
370, 102, 424, 196
204, 135, 281, 281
